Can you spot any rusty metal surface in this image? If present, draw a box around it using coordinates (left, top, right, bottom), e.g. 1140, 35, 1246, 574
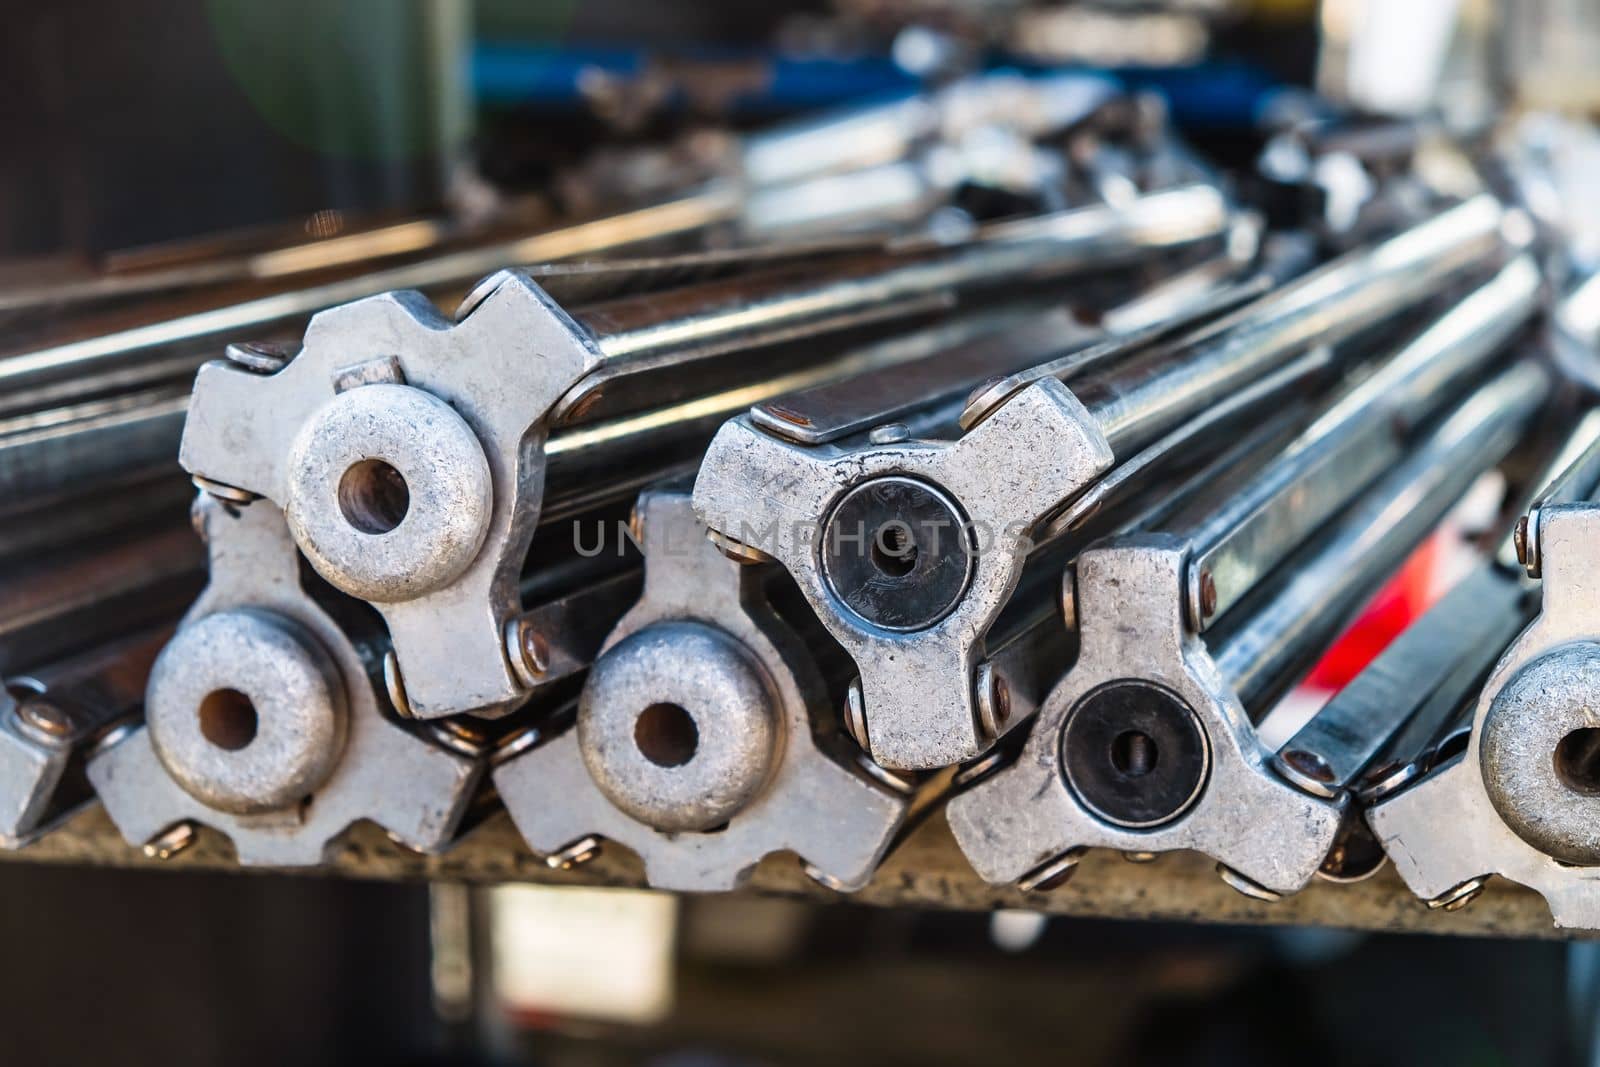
0, 804, 1566, 940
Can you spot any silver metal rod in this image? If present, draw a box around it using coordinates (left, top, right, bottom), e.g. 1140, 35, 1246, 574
1512, 405, 1600, 583
549, 185, 1232, 424
0, 389, 189, 501
1292, 410, 1600, 794
1531, 411, 1600, 511
9, 623, 174, 739
0, 195, 739, 409
748, 307, 1086, 445
1171, 383, 1400, 630
1075, 195, 1506, 457
0, 523, 205, 676
508, 237, 884, 310
0, 470, 191, 562
1212, 359, 1549, 713
1042, 348, 1331, 539
1552, 265, 1600, 389
1272, 564, 1532, 797
746, 244, 1261, 449
1097, 216, 1263, 334
544, 307, 1054, 483
1555, 270, 1600, 348
1501, 408, 1600, 571
3, 73, 1110, 321
959, 264, 1271, 428
0, 215, 463, 316
1175, 255, 1539, 630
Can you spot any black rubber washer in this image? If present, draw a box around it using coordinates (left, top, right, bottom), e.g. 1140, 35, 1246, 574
1060, 680, 1209, 829
819, 476, 973, 631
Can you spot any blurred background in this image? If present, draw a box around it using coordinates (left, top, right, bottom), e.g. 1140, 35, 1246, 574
3, 0, 1598, 1063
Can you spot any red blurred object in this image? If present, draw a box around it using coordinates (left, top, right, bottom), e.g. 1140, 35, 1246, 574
1301, 534, 1442, 691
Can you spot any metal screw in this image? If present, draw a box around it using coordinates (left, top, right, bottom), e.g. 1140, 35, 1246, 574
1427, 876, 1487, 912
843, 677, 869, 750
964, 375, 1004, 417
1060, 565, 1077, 631
331, 354, 405, 393
1217, 863, 1282, 902
1017, 848, 1088, 892
1518, 511, 1542, 579
15, 700, 72, 742
492, 726, 542, 767
224, 340, 294, 374
975, 662, 1010, 742
191, 474, 260, 505
1199, 570, 1218, 619
803, 863, 851, 892
454, 274, 505, 322
627, 504, 646, 548
505, 619, 548, 689
383, 650, 414, 719
707, 530, 774, 565
545, 835, 602, 871
1279, 748, 1336, 786
429, 718, 492, 759
853, 751, 916, 796
868, 422, 911, 445
143, 822, 198, 861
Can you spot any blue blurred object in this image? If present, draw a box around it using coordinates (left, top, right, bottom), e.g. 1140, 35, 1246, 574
1115, 61, 1316, 129
474, 42, 919, 113
475, 41, 1305, 134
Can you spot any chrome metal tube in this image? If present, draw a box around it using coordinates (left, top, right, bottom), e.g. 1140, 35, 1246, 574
545, 306, 1053, 484
1274, 565, 1531, 798
551, 185, 1232, 424
0, 523, 205, 676
0, 389, 189, 501
1275, 405, 1600, 796
0, 194, 739, 411
1212, 360, 1549, 713
1495, 408, 1600, 569
1076, 195, 1506, 457
1171, 255, 1539, 630
746, 243, 1263, 455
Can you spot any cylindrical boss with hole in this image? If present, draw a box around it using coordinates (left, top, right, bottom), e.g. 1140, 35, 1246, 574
577, 621, 779, 833
1480, 642, 1600, 866
145, 609, 349, 814
284, 383, 494, 603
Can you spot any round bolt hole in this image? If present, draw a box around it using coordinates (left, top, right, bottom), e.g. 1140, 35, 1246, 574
870, 523, 918, 578
338, 459, 410, 535
634, 703, 698, 768
1111, 730, 1158, 778
1555, 727, 1600, 795
199, 688, 258, 751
